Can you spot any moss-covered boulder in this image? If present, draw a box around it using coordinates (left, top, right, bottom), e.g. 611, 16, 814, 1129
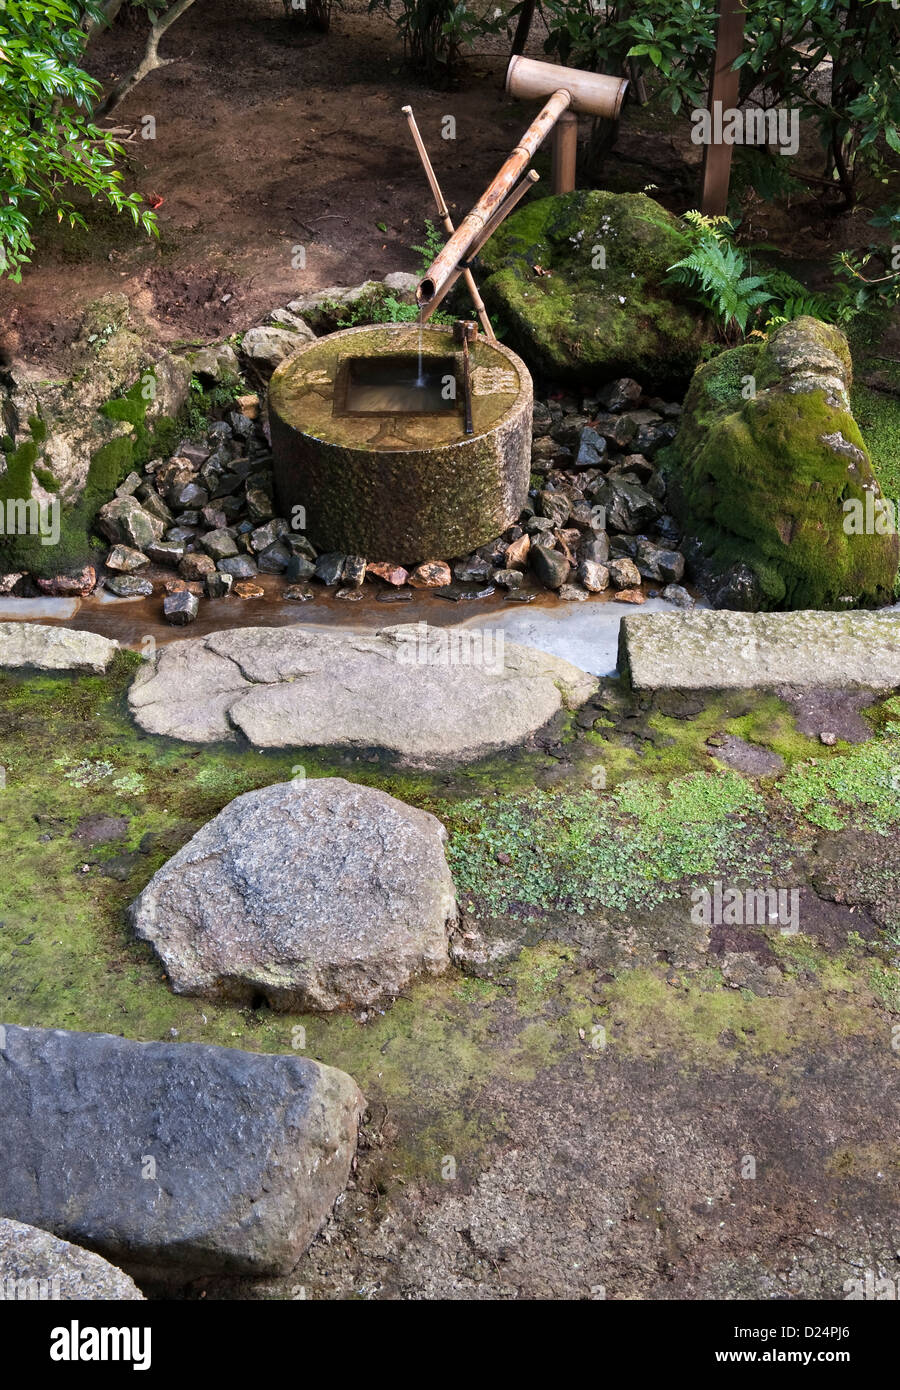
0, 294, 190, 579
477, 191, 708, 388
663, 317, 899, 611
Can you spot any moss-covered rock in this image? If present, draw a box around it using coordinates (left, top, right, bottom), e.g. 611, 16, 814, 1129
0, 295, 189, 579
662, 317, 899, 610
477, 191, 709, 388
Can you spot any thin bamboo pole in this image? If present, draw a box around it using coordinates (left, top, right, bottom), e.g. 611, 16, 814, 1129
401, 106, 495, 340
417, 88, 571, 308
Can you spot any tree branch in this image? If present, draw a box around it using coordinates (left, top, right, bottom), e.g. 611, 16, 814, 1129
95, 0, 197, 118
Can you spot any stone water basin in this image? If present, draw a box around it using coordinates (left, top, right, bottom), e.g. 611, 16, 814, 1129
267, 322, 533, 564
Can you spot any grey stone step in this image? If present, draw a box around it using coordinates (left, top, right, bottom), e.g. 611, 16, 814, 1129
618, 608, 900, 690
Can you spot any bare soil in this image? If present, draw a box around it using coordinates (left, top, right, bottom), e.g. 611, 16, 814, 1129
1, 0, 892, 371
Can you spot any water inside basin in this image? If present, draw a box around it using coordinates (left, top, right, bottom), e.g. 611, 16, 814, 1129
337, 354, 458, 416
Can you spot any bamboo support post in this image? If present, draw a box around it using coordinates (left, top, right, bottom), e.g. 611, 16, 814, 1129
401, 105, 495, 339
551, 109, 578, 194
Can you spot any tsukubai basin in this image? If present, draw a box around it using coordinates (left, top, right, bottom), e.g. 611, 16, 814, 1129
268, 322, 533, 565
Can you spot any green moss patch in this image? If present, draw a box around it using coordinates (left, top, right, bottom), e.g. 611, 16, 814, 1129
478, 190, 708, 387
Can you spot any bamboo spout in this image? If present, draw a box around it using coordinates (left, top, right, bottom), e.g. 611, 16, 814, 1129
416, 88, 572, 309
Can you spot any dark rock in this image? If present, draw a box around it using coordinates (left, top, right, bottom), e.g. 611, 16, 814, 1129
105, 574, 153, 598
532, 401, 553, 437
285, 533, 317, 560
635, 539, 685, 584
314, 552, 345, 585
215, 554, 257, 580
246, 486, 275, 523
708, 561, 762, 611
285, 554, 316, 583
342, 554, 367, 587
574, 426, 608, 470
210, 472, 243, 499
205, 571, 233, 599
530, 544, 570, 589
597, 378, 642, 412
579, 532, 610, 565
537, 490, 571, 528
200, 506, 228, 531
0, 1023, 362, 1277
284, 585, 315, 601
257, 543, 291, 574
250, 519, 289, 552
170, 481, 209, 512
492, 568, 523, 590
634, 418, 677, 457
163, 589, 199, 625
590, 477, 661, 533
453, 556, 492, 584
662, 583, 695, 608
200, 529, 239, 562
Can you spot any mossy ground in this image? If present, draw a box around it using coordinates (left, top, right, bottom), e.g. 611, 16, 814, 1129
1, 659, 898, 1235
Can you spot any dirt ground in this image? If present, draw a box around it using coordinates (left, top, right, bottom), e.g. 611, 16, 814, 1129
1, 0, 892, 370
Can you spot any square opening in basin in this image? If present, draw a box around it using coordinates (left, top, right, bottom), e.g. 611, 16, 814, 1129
335, 354, 459, 416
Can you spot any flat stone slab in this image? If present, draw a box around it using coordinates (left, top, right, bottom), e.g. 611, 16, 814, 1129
0, 621, 118, 673
129, 778, 457, 1012
0, 1024, 363, 1278
128, 624, 597, 765
619, 609, 900, 690
0, 1218, 144, 1300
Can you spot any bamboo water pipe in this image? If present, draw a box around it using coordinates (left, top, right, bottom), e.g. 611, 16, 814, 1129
416, 87, 572, 309
419, 169, 540, 323
416, 58, 628, 310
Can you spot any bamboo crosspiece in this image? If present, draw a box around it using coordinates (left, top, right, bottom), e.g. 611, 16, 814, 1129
401, 105, 495, 340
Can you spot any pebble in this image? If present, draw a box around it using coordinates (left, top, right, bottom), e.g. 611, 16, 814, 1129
163, 589, 199, 624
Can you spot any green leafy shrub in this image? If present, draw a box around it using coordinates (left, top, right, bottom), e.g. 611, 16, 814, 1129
0, 0, 157, 280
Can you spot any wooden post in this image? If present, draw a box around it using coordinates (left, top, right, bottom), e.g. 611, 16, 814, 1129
551, 110, 578, 194
700, 0, 746, 216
